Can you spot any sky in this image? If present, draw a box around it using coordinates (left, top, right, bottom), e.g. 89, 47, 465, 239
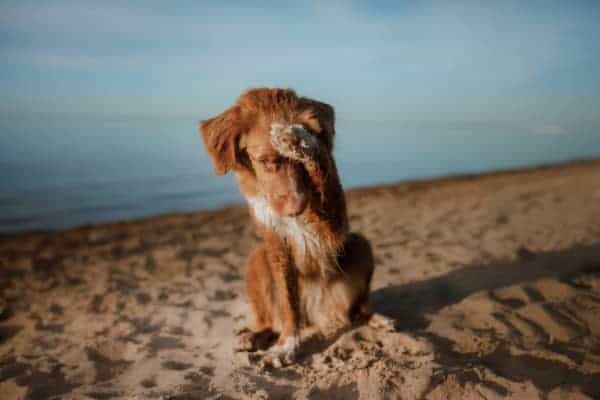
1, 0, 599, 129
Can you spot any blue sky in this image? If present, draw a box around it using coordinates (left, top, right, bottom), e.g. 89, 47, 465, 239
1, 0, 599, 128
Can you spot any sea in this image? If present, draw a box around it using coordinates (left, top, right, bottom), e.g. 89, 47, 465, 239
1, 114, 599, 233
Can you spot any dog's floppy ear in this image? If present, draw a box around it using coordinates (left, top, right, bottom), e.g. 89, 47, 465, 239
298, 97, 336, 152
200, 106, 249, 175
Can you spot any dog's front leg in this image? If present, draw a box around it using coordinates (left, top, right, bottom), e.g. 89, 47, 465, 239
271, 124, 347, 236
263, 235, 301, 367
270, 124, 337, 203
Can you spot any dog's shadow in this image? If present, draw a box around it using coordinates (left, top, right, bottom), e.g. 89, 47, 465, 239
370, 243, 600, 330
367, 243, 600, 396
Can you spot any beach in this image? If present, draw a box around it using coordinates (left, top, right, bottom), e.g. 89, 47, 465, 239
1, 159, 600, 399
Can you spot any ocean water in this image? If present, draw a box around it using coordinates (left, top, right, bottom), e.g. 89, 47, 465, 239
1, 115, 599, 233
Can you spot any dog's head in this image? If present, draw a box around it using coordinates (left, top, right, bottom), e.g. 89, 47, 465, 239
200, 88, 335, 217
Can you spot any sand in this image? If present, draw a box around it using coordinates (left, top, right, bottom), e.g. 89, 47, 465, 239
1, 159, 600, 399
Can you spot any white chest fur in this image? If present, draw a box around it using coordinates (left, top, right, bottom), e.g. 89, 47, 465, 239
247, 196, 331, 274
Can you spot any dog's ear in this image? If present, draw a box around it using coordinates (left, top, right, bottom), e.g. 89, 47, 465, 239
298, 98, 336, 152
200, 106, 249, 175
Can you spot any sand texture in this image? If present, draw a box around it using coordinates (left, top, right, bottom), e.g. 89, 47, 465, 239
1, 160, 600, 399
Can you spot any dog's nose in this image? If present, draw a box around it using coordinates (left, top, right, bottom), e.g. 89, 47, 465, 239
284, 196, 307, 217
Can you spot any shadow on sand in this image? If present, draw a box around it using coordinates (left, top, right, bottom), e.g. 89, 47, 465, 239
370, 243, 600, 397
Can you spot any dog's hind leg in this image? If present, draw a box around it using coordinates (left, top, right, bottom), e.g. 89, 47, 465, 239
310, 232, 375, 337
337, 233, 396, 332
340, 232, 375, 320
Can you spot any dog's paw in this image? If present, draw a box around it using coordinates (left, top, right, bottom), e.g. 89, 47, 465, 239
235, 328, 278, 352
235, 330, 257, 352
270, 122, 318, 162
258, 335, 300, 368
368, 313, 396, 332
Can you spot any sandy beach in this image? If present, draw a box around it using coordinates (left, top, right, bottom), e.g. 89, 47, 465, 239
1, 159, 600, 399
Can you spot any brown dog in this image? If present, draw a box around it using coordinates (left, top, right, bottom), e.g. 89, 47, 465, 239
200, 88, 374, 367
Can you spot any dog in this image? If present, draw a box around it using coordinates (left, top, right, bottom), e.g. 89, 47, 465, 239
200, 88, 375, 367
